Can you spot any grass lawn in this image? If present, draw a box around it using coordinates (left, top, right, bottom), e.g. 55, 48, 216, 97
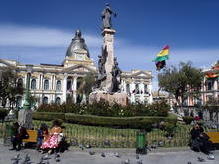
32, 120, 192, 148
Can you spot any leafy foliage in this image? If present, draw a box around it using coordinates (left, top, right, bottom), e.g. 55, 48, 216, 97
36, 100, 170, 117
0, 108, 8, 122
0, 67, 24, 108
158, 62, 203, 106
33, 112, 177, 130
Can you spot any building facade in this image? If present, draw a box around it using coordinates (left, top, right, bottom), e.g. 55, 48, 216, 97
0, 30, 152, 108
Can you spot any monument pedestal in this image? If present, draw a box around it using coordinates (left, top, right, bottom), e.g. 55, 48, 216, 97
18, 110, 33, 129
89, 92, 128, 106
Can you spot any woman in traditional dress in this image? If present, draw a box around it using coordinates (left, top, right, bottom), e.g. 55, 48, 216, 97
41, 120, 63, 153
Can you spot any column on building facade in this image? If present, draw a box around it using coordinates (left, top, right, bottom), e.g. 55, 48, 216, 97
122, 80, 126, 93
130, 81, 135, 103
72, 77, 77, 103
62, 74, 67, 103
147, 83, 153, 103
213, 78, 218, 99
139, 82, 144, 103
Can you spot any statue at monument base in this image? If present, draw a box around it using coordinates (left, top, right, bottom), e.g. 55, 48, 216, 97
89, 91, 128, 106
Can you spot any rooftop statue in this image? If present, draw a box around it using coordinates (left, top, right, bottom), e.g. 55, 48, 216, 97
101, 3, 117, 29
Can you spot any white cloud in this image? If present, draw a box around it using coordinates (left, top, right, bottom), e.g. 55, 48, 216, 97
0, 24, 101, 48
0, 24, 218, 91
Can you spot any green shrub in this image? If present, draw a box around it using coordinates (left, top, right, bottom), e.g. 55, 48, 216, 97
0, 108, 8, 121
33, 112, 177, 130
36, 100, 170, 117
33, 112, 65, 121
182, 116, 194, 125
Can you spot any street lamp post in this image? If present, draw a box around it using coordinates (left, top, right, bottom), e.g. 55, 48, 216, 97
18, 65, 33, 129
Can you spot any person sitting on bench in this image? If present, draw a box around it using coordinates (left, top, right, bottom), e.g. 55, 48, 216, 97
40, 120, 63, 154
190, 123, 212, 154
10, 122, 29, 151
36, 123, 49, 150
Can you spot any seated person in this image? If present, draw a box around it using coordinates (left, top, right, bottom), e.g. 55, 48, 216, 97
41, 120, 63, 154
190, 123, 212, 154
36, 123, 49, 150
10, 122, 29, 151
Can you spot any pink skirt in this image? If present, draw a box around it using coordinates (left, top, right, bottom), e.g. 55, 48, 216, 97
41, 134, 59, 149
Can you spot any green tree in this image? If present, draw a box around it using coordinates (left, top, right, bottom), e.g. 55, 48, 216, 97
158, 62, 203, 106
205, 97, 219, 121
0, 67, 24, 109
77, 73, 96, 103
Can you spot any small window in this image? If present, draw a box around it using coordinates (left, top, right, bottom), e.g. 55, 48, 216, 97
144, 84, 148, 94
135, 84, 140, 94
56, 80, 61, 91
126, 84, 130, 93
55, 97, 61, 105
42, 97, 48, 104
31, 79, 37, 90
17, 78, 23, 88
44, 79, 49, 90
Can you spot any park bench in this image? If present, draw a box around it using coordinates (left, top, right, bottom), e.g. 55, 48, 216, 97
206, 131, 219, 149
22, 130, 37, 143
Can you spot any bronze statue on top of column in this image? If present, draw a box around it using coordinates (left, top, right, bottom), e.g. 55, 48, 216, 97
101, 3, 117, 29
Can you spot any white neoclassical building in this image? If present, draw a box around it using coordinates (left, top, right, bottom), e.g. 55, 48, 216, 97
0, 30, 152, 108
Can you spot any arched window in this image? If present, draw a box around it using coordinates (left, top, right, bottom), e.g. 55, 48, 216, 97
42, 97, 48, 104
67, 77, 72, 90
16, 96, 22, 108
126, 84, 130, 93
144, 84, 148, 94
135, 84, 140, 94
56, 80, 61, 91
44, 79, 49, 90
17, 78, 23, 88
55, 97, 61, 105
31, 79, 36, 90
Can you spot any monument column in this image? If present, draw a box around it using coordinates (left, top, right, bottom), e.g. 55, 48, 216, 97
102, 29, 116, 91
62, 74, 67, 103
72, 77, 77, 103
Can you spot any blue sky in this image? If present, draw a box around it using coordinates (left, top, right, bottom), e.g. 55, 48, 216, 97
0, 0, 218, 90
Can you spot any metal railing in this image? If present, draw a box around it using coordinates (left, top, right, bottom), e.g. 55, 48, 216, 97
0, 121, 195, 148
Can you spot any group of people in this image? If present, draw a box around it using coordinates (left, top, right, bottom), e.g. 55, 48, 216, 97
10, 119, 64, 154
190, 123, 212, 154
37, 120, 64, 154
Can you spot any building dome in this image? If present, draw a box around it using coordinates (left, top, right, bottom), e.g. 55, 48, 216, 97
66, 30, 90, 58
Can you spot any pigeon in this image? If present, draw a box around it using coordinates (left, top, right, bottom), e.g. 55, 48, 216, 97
21, 154, 31, 164
136, 154, 140, 159
42, 155, 51, 160
197, 157, 205, 162
11, 154, 21, 161
101, 152, 106, 157
122, 159, 130, 164
114, 152, 120, 158
89, 151, 95, 155
55, 153, 61, 162
104, 140, 111, 146
79, 144, 84, 150
207, 154, 215, 160
136, 159, 143, 164
85, 144, 92, 149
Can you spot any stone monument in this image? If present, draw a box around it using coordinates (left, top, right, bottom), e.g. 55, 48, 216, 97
89, 4, 128, 106
18, 65, 33, 129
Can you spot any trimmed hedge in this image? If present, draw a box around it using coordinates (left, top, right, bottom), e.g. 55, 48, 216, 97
32, 112, 65, 121
33, 112, 177, 130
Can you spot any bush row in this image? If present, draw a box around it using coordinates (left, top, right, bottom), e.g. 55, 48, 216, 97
36, 100, 170, 117
33, 112, 177, 130
0, 108, 8, 121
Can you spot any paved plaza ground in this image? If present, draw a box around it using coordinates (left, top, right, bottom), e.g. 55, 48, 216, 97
0, 145, 219, 164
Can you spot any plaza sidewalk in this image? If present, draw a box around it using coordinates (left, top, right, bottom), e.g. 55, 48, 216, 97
0, 145, 218, 164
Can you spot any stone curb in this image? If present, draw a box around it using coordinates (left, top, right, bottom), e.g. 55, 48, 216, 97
69, 146, 190, 154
